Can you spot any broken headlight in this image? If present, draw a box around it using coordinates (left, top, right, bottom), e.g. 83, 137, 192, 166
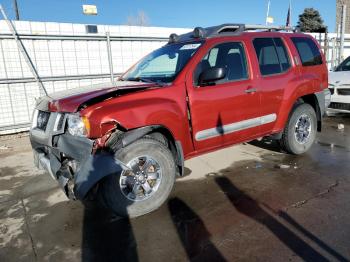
67, 114, 90, 137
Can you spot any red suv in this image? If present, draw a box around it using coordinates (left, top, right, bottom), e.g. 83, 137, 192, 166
30, 24, 330, 217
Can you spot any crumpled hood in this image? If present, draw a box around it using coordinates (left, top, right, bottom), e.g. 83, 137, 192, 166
36, 81, 156, 113
329, 71, 350, 87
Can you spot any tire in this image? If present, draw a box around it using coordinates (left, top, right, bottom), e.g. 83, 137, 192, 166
99, 138, 176, 218
279, 103, 317, 155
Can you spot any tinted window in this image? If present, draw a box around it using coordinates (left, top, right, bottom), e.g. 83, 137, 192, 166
253, 38, 291, 76
194, 42, 248, 85
291, 37, 322, 66
274, 38, 291, 71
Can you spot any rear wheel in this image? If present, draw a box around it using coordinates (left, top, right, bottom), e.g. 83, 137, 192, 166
100, 138, 176, 218
279, 103, 317, 155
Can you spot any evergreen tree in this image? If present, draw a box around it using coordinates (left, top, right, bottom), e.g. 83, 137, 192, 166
297, 8, 327, 33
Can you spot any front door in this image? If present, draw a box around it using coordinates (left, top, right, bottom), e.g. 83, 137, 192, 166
186, 40, 262, 152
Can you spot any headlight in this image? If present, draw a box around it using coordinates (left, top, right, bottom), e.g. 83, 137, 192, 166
67, 114, 90, 137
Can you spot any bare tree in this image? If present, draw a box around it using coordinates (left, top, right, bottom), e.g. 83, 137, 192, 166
126, 10, 150, 26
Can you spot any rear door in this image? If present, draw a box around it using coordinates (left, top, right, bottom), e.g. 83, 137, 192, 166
186, 40, 262, 151
251, 37, 296, 135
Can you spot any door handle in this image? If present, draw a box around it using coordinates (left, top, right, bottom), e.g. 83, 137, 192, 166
245, 88, 257, 94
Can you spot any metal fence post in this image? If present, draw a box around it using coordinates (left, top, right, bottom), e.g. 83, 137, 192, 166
324, 30, 328, 65
340, 5, 347, 62
106, 32, 115, 84
331, 38, 336, 69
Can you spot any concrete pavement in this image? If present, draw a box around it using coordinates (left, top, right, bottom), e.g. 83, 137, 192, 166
0, 115, 349, 261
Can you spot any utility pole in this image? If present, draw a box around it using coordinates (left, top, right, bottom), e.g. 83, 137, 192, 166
13, 0, 20, 20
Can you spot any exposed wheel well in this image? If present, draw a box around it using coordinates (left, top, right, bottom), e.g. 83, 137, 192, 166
106, 125, 184, 176
298, 94, 322, 132
270, 93, 322, 140
147, 127, 184, 176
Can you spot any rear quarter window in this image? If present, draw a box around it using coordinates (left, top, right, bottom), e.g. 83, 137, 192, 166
291, 37, 322, 67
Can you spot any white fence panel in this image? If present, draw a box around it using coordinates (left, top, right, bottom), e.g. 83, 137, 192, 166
0, 20, 189, 134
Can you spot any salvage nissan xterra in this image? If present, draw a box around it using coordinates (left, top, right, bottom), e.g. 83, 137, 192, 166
30, 24, 331, 217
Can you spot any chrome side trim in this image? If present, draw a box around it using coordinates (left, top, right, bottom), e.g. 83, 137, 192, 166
195, 113, 277, 141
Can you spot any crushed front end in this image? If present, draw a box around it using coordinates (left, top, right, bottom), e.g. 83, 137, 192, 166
30, 103, 122, 200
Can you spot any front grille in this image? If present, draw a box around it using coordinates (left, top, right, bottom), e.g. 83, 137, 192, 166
329, 88, 334, 95
329, 102, 350, 111
56, 113, 65, 130
337, 89, 350, 96
36, 111, 50, 131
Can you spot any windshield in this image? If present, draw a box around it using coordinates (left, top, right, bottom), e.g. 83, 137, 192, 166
122, 41, 203, 83
335, 56, 350, 71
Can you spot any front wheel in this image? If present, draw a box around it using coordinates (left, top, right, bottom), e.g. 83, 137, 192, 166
279, 103, 317, 155
99, 138, 176, 218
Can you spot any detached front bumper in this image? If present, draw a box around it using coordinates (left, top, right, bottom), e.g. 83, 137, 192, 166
30, 111, 122, 200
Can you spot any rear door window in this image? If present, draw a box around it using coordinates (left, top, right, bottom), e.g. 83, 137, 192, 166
291, 37, 323, 66
274, 38, 291, 71
253, 38, 291, 76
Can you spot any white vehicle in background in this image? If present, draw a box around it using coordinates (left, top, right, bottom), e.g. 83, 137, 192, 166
328, 56, 350, 113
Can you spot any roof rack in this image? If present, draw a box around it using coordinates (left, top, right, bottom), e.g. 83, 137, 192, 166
168, 23, 300, 44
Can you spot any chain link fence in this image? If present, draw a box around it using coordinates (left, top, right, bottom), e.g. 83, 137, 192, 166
0, 20, 189, 134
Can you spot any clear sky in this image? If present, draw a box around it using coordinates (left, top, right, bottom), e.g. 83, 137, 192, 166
1, 0, 336, 32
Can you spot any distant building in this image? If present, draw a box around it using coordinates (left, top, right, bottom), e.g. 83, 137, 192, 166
336, 0, 350, 33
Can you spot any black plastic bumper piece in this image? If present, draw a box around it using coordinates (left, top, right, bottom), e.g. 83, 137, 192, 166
74, 152, 122, 199
31, 132, 123, 200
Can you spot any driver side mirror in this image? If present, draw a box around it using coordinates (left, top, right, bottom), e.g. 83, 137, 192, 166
199, 67, 226, 86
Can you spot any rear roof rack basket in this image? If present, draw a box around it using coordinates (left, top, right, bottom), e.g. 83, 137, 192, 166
207, 23, 297, 37
168, 23, 300, 44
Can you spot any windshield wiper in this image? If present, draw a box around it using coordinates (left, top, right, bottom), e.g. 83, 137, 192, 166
126, 77, 165, 86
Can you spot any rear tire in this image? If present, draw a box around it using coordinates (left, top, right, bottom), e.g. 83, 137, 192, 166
279, 103, 317, 155
99, 138, 176, 218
